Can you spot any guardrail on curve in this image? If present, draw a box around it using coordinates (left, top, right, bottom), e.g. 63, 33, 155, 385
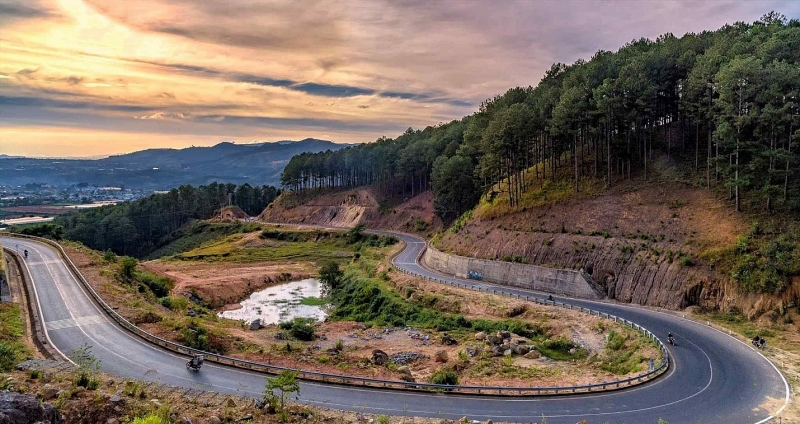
5, 233, 669, 396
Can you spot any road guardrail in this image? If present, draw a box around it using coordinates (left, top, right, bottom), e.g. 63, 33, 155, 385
5, 233, 668, 396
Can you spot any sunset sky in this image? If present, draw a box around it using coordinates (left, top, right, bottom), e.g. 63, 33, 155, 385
1, 0, 798, 158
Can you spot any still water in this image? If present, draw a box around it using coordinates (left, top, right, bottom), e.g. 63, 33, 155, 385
218, 278, 327, 325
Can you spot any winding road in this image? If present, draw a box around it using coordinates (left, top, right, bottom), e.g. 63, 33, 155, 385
1, 233, 790, 423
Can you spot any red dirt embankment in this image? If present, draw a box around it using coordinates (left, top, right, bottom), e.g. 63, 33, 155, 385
437, 179, 745, 311
141, 260, 314, 309
259, 188, 442, 235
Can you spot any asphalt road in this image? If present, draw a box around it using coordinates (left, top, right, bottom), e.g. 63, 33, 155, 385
1, 235, 789, 424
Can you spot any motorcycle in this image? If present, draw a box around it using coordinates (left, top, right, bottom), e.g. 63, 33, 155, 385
186, 354, 204, 371
668, 334, 675, 346
24, 250, 28, 258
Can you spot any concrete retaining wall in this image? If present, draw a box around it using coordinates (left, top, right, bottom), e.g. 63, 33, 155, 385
422, 245, 603, 300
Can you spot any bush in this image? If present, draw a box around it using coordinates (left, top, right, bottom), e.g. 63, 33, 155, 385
606, 330, 626, 351
678, 257, 694, 266
429, 369, 459, 385
280, 318, 316, 341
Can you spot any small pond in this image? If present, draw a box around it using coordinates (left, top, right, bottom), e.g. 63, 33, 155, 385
218, 278, 327, 325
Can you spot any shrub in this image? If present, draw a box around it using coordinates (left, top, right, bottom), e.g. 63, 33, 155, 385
606, 330, 626, 351
119, 256, 138, 280
102, 249, 117, 263
678, 257, 694, 266
281, 318, 316, 341
429, 369, 459, 385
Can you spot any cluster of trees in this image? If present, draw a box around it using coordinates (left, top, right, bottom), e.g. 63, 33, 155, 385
281, 13, 799, 221
56, 182, 279, 257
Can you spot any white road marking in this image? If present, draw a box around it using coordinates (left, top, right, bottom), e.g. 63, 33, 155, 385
46, 315, 104, 331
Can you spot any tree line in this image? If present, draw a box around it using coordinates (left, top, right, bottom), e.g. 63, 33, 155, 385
281, 13, 799, 221
54, 183, 279, 257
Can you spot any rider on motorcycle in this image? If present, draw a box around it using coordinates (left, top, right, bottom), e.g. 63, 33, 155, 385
188, 354, 204, 370
668, 332, 675, 345
24, 249, 28, 258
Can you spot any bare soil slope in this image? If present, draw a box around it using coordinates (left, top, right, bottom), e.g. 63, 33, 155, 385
436, 178, 744, 310
259, 188, 441, 235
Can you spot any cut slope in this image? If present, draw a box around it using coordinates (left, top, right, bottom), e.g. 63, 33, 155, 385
259, 188, 442, 234
436, 175, 745, 311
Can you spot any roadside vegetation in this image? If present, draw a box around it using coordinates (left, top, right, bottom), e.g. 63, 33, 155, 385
0, 303, 32, 372
57, 221, 658, 388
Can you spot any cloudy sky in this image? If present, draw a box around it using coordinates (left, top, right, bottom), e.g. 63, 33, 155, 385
1, 0, 798, 157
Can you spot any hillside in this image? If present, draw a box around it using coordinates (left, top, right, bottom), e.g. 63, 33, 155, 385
0, 138, 353, 190
259, 188, 443, 235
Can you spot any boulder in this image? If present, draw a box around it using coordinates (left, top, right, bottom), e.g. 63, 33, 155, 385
491, 346, 503, 357
503, 349, 512, 356
486, 335, 502, 345
500, 343, 511, 352
441, 334, 458, 346
497, 330, 511, 340
396, 366, 411, 376
474, 332, 486, 341
0, 392, 65, 424
372, 349, 390, 365
510, 343, 520, 355
39, 386, 57, 401
524, 350, 541, 359
400, 374, 415, 383
209, 417, 222, 424
106, 419, 119, 424
434, 350, 449, 363
517, 345, 531, 355
249, 319, 261, 331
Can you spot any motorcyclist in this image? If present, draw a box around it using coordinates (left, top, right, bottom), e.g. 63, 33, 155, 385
24, 249, 28, 258
668, 332, 675, 346
187, 354, 204, 370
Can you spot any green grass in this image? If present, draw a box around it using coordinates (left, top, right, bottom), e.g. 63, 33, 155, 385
172, 227, 397, 264
0, 303, 32, 372
535, 337, 589, 361
145, 221, 264, 260
299, 297, 326, 306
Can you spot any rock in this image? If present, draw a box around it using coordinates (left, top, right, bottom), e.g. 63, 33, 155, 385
569, 348, 577, 355
400, 374, 415, 382
510, 343, 520, 355
518, 345, 530, 355
249, 319, 261, 331
486, 420, 493, 424
458, 417, 469, 424
503, 349, 512, 356
486, 335, 502, 345
441, 334, 458, 345
239, 413, 253, 421
474, 332, 486, 341
181, 418, 193, 424
209, 416, 222, 424
106, 419, 119, 424
39, 387, 57, 401
524, 350, 541, 359
372, 349, 389, 366
434, 350, 449, 363
491, 346, 503, 357
225, 398, 236, 408
396, 366, 411, 376
515, 339, 528, 345
497, 330, 511, 340
0, 392, 65, 424
109, 395, 122, 403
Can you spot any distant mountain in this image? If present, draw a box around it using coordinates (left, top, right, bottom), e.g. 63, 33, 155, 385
0, 139, 355, 190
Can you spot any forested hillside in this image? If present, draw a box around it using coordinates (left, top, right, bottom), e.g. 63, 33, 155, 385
53, 183, 278, 257
281, 13, 799, 222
